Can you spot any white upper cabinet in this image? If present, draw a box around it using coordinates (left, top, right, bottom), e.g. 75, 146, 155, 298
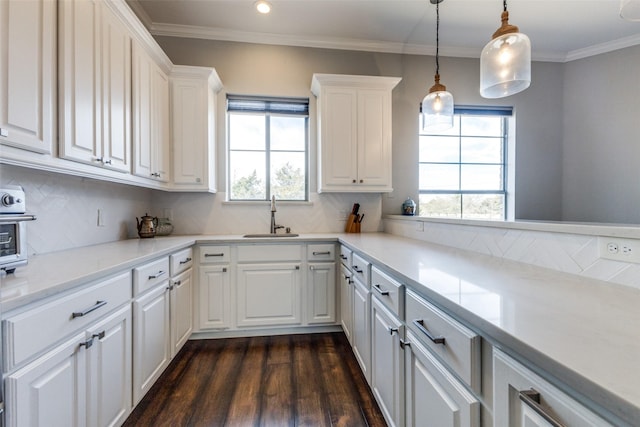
170, 66, 223, 191
0, 0, 56, 154
132, 41, 170, 182
59, 0, 132, 172
311, 74, 401, 193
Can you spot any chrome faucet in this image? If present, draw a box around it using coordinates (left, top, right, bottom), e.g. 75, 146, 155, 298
270, 195, 284, 234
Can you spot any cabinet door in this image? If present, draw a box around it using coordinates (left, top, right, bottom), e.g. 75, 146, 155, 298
236, 263, 302, 327
5, 332, 88, 427
152, 64, 170, 182
132, 42, 152, 179
0, 0, 55, 154
100, 3, 131, 173
171, 77, 206, 186
318, 87, 358, 188
87, 305, 132, 427
352, 278, 371, 383
357, 89, 392, 188
198, 265, 231, 330
404, 330, 480, 427
340, 264, 353, 343
170, 269, 193, 357
59, 0, 101, 164
371, 297, 404, 427
307, 262, 336, 324
133, 283, 171, 405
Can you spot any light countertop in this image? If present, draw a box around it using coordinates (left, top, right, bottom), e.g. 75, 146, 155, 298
1, 232, 638, 424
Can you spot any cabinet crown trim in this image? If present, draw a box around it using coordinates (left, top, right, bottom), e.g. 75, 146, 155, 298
311, 73, 401, 95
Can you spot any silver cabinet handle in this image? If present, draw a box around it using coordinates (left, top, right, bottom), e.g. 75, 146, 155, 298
373, 284, 389, 296
352, 265, 363, 273
148, 270, 166, 280
312, 251, 331, 256
388, 327, 399, 335
204, 253, 225, 257
519, 389, 566, 427
72, 300, 107, 319
412, 319, 445, 345
179, 257, 192, 264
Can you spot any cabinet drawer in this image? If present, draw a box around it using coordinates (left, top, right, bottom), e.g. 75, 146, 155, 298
339, 245, 352, 267
170, 247, 193, 276
133, 257, 170, 296
237, 244, 302, 262
199, 245, 230, 264
493, 349, 612, 427
371, 266, 403, 317
351, 253, 370, 286
406, 289, 481, 393
307, 244, 335, 261
4, 271, 131, 371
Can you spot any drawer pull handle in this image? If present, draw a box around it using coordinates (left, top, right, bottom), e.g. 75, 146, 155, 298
72, 300, 107, 319
413, 319, 445, 345
179, 257, 192, 264
342, 273, 353, 284
174, 280, 182, 286
222, 267, 227, 273
373, 284, 390, 296
312, 251, 331, 256
388, 327, 399, 335
399, 339, 411, 349
79, 338, 94, 349
148, 270, 166, 280
204, 253, 225, 257
519, 389, 566, 427
92, 331, 106, 341
352, 265, 363, 273
340, 255, 348, 260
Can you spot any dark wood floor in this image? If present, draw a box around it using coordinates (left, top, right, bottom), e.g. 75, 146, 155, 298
123, 332, 387, 427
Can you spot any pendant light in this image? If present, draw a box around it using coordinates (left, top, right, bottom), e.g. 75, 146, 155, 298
480, 0, 531, 98
422, 0, 454, 132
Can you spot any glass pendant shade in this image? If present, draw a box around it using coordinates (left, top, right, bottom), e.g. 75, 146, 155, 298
422, 76, 454, 132
480, 10, 531, 99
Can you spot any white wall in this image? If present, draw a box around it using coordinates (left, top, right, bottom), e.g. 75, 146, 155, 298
562, 45, 640, 224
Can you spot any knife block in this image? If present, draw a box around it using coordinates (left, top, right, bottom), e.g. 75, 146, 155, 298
345, 214, 361, 233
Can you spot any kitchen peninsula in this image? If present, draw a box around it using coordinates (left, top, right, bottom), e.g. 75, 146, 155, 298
1, 232, 638, 426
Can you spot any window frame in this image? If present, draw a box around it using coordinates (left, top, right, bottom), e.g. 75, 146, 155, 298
226, 95, 310, 202
418, 106, 512, 220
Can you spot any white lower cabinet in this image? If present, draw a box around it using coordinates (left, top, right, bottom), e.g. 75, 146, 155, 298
493, 349, 612, 427
132, 281, 171, 405
236, 263, 302, 327
371, 296, 404, 427
307, 262, 336, 324
404, 330, 480, 427
198, 264, 231, 330
339, 263, 354, 343
5, 305, 132, 427
170, 268, 193, 357
352, 276, 371, 383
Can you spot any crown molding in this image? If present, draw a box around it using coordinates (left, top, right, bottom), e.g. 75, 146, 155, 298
149, 22, 640, 63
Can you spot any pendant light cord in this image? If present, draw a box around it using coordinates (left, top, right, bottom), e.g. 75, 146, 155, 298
435, 0, 440, 75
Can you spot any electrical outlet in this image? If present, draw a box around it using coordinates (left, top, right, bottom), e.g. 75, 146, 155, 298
598, 237, 640, 263
338, 210, 349, 220
416, 221, 424, 232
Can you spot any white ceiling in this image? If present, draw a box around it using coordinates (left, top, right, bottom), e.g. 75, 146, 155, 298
127, 0, 640, 62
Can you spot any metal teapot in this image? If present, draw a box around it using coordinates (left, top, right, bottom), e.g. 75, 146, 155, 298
136, 213, 158, 238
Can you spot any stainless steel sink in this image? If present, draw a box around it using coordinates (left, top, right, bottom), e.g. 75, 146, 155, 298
243, 233, 299, 238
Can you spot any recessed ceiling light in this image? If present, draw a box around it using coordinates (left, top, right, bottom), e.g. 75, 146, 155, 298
255, 0, 272, 14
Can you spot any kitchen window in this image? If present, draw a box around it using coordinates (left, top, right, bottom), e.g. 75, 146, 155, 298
418, 106, 512, 219
227, 95, 309, 201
